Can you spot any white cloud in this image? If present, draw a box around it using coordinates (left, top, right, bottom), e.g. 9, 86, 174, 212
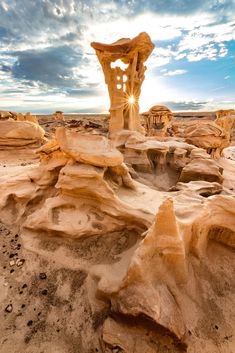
224, 75, 230, 80
187, 45, 219, 61
163, 69, 188, 76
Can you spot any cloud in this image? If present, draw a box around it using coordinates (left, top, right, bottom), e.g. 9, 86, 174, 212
163, 101, 208, 111
0, 0, 235, 112
11, 46, 84, 88
163, 69, 188, 76
224, 75, 230, 79
0, 64, 11, 72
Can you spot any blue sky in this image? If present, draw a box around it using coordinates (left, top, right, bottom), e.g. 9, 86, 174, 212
0, 0, 234, 113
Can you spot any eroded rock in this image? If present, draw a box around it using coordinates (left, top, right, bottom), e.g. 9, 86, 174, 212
91, 32, 154, 133
55, 127, 123, 167
0, 120, 45, 148
143, 105, 173, 137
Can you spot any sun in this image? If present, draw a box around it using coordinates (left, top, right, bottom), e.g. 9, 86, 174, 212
129, 95, 135, 104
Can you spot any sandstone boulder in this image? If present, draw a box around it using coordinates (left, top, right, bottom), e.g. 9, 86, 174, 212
179, 157, 223, 184
0, 120, 45, 148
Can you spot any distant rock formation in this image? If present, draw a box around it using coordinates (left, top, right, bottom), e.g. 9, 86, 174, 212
142, 105, 173, 137
215, 109, 235, 119
91, 32, 154, 133
0, 111, 17, 120
52, 111, 64, 120
16, 112, 38, 124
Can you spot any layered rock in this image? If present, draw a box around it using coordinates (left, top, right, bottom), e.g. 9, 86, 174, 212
215, 109, 235, 119
170, 180, 222, 196
55, 127, 123, 167
110, 130, 223, 190
184, 121, 232, 158
0, 128, 152, 238
94, 195, 235, 347
0, 120, 45, 149
0, 125, 234, 350
101, 199, 187, 339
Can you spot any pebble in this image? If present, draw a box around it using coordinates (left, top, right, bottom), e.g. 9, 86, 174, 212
16, 259, 25, 267
5, 304, 13, 313
39, 273, 47, 280
9, 260, 15, 266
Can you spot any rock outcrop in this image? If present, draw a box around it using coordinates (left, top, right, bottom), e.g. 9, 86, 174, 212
110, 130, 223, 190
0, 125, 234, 351
95, 195, 235, 347
16, 112, 38, 124
0, 120, 45, 149
0, 128, 151, 239
0, 111, 17, 120
215, 109, 235, 119
184, 121, 231, 158
91, 32, 154, 133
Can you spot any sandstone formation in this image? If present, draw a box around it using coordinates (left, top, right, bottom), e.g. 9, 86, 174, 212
0, 110, 16, 120
0, 128, 151, 239
0, 121, 234, 352
91, 32, 154, 133
16, 112, 38, 124
55, 127, 123, 167
25, 112, 38, 124
53, 111, 65, 120
184, 121, 232, 158
0, 120, 45, 148
0, 31, 234, 353
215, 109, 235, 119
95, 194, 235, 348
142, 105, 173, 137
16, 112, 24, 121
110, 130, 224, 190
171, 111, 235, 159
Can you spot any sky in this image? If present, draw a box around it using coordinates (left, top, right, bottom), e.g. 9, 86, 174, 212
0, 0, 235, 113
